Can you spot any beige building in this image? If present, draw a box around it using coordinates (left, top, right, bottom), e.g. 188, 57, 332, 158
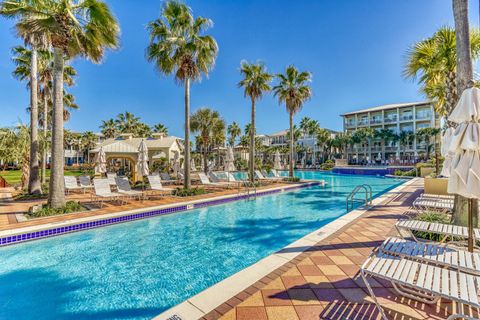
90, 133, 184, 181
341, 101, 440, 164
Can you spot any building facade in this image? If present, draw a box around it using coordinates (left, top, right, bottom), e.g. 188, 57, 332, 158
341, 101, 440, 164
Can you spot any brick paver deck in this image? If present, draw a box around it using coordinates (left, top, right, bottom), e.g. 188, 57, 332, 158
199, 178, 456, 320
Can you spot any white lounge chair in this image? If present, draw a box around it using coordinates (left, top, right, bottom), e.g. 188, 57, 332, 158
197, 172, 230, 188
361, 251, 480, 320
64, 176, 82, 194
78, 175, 93, 194
395, 220, 480, 247
106, 172, 117, 187
209, 172, 239, 188
255, 170, 281, 182
147, 174, 174, 196
413, 197, 454, 213
160, 172, 176, 184
115, 177, 144, 200
92, 178, 126, 208
380, 236, 480, 275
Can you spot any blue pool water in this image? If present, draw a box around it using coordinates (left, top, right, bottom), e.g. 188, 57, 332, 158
0, 172, 403, 320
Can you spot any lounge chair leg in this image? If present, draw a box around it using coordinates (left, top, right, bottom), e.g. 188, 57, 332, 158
391, 282, 439, 304
361, 270, 389, 320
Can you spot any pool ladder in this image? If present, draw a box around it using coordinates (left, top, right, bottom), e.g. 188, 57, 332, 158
346, 184, 372, 211
242, 180, 257, 199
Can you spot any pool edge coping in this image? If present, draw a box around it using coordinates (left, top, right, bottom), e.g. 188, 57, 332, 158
153, 177, 419, 320
0, 181, 322, 246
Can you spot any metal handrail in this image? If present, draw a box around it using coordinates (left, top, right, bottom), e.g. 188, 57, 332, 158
346, 184, 372, 211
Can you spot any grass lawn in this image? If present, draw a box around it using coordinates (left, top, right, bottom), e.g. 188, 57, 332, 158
0, 169, 84, 186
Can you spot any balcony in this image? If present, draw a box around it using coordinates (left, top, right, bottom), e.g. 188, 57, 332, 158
370, 119, 383, 125
416, 114, 432, 121
357, 120, 369, 126
345, 122, 356, 128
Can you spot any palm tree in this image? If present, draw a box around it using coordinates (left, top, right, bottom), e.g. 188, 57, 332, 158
2, 0, 120, 208
81, 131, 97, 163
316, 128, 331, 163
190, 108, 225, 173
352, 127, 375, 163
374, 128, 395, 162
273, 66, 312, 177
227, 121, 241, 147
100, 119, 117, 139
116, 112, 141, 133
153, 123, 168, 135
146, 1, 218, 189
404, 26, 480, 119
398, 131, 414, 162
238, 61, 272, 182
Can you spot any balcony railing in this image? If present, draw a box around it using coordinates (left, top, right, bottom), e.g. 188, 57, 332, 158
345, 122, 356, 127
370, 119, 382, 124
400, 115, 413, 121
416, 114, 431, 120
384, 117, 397, 123
357, 120, 369, 126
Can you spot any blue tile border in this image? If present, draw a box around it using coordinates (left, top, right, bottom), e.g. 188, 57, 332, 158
0, 182, 320, 247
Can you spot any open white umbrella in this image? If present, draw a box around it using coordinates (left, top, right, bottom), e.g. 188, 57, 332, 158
274, 150, 282, 170
95, 146, 107, 176
446, 87, 480, 251
137, 139, 149, 177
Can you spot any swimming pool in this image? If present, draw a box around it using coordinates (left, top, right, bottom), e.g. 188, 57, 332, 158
0, 173, 403, 320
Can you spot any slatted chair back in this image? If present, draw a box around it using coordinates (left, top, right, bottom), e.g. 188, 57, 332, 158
93, 179, 113, 196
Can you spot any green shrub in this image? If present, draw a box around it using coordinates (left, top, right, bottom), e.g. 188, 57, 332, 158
29, 201, 86, 218
394, 169, 416, 177
173, 187, 208, 197
412, 211, 451, 241
320, 160, 335, 171
234, 158, 248, 171
283, 177, 300, 183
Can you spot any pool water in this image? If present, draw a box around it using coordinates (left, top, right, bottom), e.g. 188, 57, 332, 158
0, 172, 403, 320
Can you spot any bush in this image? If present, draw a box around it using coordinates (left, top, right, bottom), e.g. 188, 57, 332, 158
234, 158, 248, 171
29, 201, 86, 218
412, 211, 451, 241
173, 187, 208, 197
394, 169, 416, 177
320, 160, 335, 171
283, 177, 300, 183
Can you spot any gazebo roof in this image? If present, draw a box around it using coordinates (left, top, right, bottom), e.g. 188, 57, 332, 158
90, 135, 183, 153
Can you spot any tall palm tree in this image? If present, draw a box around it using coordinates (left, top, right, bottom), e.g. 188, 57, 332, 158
2, 0, 120, 208
238, 61, 272, 182
190, 108, 225, 173
153, 123, 168, 135
404, 26, 480, 119
81, 131, 97, 163
316, 128, 331, 163
398, 131, 414, 161
273, 66, 312, 177
100, 119, 117, 139
146, 1, 218, 189
374, 128, 394, 161
353, 127, 375, 163
116, 112, 141, 133
227, 121, 241, 147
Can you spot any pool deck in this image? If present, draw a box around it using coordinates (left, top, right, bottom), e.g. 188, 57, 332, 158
158, 177, 459, 320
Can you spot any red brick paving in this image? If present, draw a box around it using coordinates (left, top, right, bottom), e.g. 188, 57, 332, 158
200, 179, 457, 320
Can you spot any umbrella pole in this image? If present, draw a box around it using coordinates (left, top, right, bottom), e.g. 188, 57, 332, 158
468, 198, 474, 252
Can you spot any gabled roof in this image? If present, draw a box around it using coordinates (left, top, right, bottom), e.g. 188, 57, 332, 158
341, 101, 431, 116
90, 136, 183, 153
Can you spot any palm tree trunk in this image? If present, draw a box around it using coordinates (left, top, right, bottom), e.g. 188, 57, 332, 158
184, 78, 191, 189
452, 0, 478, 235
28, 47, 42, 195
249, 97, 255, 182
41, 90, 48, 184
48, 48, 66, 208
203, 143, 208, 174
289, 112, 294, 177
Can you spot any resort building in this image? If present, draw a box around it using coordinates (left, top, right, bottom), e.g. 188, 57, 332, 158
341, 101, 440, 164
89, 132, 184, 181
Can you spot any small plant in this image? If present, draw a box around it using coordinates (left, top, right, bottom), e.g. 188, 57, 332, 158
412, 211, 451, 241
394, 169, 416, 177
29, 201, 86, 218
173, 187, 208, 197
283, 177, 300, 182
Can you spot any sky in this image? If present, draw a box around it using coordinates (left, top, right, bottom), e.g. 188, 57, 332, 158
0, 0, 479, 137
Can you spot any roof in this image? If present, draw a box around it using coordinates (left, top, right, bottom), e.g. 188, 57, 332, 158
341, 101, 431, 116
90, 136, 183, 153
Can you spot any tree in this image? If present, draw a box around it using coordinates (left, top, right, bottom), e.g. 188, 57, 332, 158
147, 0, 218, 189
227, 121, 241, 147
398, 131, 414, 161
153, 123, 168, 135
100, 119, 117, 139
2, 0, 120, 208
352, 127, 375, 163
115, 112, 141, 133
81, 131, 97, 163
190, 108, 225, 173
238, 61, 272, 182
415, 127, 441, 162
404, 26, 480, 118
374, 128, 395, 161
316, 128, 331, 162
273, 66, 312, 177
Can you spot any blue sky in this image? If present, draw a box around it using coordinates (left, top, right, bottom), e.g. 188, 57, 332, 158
0, 0, 478, 137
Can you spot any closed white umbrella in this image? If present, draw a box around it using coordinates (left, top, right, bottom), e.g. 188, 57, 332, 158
172, 151, 180, 177
224, 147, 236, 172
137, 139, 149, 177
95, 146, 107, 176
191, 158, 197, 172
447, 87, 480, 252
274, 150, 282, 170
